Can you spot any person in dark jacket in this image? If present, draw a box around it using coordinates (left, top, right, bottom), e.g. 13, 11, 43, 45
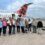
7, 17, 12, 35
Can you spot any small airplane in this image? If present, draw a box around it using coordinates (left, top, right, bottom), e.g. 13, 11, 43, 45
0, 3, 33, 20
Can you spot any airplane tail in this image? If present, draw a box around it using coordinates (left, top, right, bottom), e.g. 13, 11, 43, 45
16, 3, 33, 16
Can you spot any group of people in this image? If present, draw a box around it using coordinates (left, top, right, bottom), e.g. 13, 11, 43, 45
0, 16, 32, 36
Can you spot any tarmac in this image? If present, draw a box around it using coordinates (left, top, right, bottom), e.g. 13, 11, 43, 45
0, 28, 45, 45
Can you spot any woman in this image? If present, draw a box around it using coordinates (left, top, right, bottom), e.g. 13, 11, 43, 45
25, 19, 29, 29
16, 18, 20, 33
0, 18, 3, 36
2, 18, 7, 35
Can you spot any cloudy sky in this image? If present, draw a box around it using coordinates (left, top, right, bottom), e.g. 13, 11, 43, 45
0, 0, 45, 18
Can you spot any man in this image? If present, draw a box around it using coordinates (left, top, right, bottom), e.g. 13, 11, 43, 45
12, 18, 16, 34
28, 19, 32, 31
7, 17, 12, 35
20, 17, 25, 33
